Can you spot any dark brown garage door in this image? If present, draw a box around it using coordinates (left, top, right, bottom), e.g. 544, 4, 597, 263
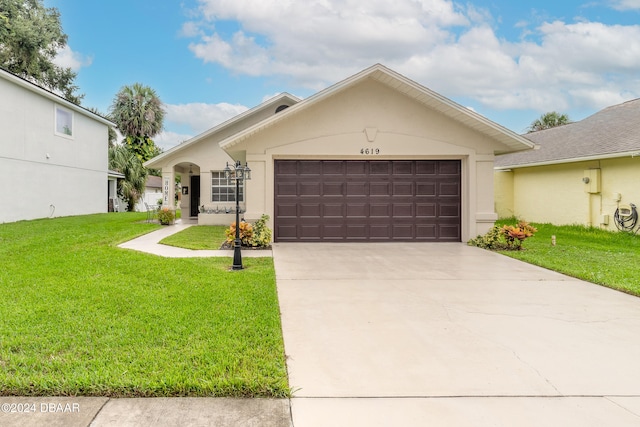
274, 160, 461, 242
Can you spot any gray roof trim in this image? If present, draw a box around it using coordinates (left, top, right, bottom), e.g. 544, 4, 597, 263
219, 64, 534, 153
495, 150, 640, 170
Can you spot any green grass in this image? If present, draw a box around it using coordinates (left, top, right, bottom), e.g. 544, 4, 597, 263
0, 214, 288, 397
494, 219, 640, 296
160, 225, 228, 250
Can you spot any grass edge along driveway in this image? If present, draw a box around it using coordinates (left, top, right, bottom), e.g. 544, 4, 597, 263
0, 213, 289, 397
494, 219, 640, 297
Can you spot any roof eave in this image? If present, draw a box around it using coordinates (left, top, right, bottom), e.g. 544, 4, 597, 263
145, 92, 301, 168
0, 68, 115, 127
495, 150, 640, 170
220, 64, 534, 152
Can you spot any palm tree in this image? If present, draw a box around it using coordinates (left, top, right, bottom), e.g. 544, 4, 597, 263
527, 111, 571, 133
109, 144, 147, 211
110, 83, 165, 161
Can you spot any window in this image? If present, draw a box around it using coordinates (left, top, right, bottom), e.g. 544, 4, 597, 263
211, 171, 244, 202
55, 105, 73, 137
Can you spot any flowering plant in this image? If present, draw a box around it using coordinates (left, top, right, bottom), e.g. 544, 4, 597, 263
157, 207, 175, 225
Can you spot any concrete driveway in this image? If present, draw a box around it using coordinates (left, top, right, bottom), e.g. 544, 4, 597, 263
273, 243, 640, 426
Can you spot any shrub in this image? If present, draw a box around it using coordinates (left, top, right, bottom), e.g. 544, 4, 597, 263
250, 215, 272, 248
468, 220, 537, 250
157, 207, 175, 225
226, 220, 253, 246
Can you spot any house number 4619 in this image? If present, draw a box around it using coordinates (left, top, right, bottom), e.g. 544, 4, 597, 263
360, 148, 380, 155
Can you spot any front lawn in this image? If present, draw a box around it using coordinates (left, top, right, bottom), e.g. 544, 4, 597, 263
160, 225, 228, 250
494, 219, 640, 296
0, 214, 288, 397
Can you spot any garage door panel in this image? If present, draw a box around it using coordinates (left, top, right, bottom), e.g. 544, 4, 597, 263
416, 203, 436, 218
392, 224, 414, 239
440, 182, 460, 196
438, 161, 461, 175
393, 182, 413, 196
347, 182, 367, 196
393, 161, 413, 175
299, 204, 321, 218
392, 203, 413, 217
439, 203, 461, 218
370, 182, 391, 196
323, 204, 345, 217
370, 204, 391, 217
274, 160, 460, 242
439, 224, 461, 240
300, 182, 321, 196
346, 204, 368, 217
299, 161, 322, 175
370, 161, 391, 175
346, 161, 367, 175
276, 203, 298, 217
276, 182, 298, 196
346, 224, 367, 239
323, 161, 345, 175
322, 182, 344, 196
275, 160, 298, 175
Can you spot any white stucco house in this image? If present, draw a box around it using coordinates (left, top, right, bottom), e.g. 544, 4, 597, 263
146, 64, 533, 242
1, 68, 114, 223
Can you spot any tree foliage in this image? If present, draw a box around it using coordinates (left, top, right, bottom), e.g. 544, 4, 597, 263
0, 0, 83, 104
108, 144, 147, 211
110, 83, 165, 162
527, 111, 571, 132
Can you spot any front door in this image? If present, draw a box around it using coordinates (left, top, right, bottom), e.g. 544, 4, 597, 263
190, 175, 200, 217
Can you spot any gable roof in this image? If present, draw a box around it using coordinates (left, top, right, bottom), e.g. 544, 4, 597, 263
145, 92, 300, 168
145, 175, 162, 189
0, 67, 114, 127
496, 98, 640, 169
220, 64, 534, 154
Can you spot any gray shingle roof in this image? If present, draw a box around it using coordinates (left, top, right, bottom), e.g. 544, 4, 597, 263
495, 98, 640, 168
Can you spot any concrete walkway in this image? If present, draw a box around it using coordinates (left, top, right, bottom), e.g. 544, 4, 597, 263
116, 221, 272, 258
3, 238, 640, 426
274, 242, 640, 426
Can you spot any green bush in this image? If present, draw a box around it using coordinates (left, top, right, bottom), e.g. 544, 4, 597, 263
157, 207, 175, 225
251, 215, 272, 248
468, 220, 537, 250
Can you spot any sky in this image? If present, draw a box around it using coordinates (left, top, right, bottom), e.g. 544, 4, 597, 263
45, 0, 640, 151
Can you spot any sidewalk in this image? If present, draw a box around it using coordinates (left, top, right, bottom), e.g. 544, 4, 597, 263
0, 397, 291, 427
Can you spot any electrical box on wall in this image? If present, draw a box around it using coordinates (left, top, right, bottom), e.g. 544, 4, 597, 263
583, 169, 601, 193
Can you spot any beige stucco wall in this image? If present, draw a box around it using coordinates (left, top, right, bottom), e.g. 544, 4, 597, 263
230, 79, 512, 241
495, 156, 640, 230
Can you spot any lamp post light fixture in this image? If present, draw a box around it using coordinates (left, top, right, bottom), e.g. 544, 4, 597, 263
224, 160, 251, 270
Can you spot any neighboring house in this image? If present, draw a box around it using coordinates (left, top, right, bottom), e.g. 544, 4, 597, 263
134, 175, 163, 212
146, 64, 533, 242
1, 68, 114, 223
108, 170, 125, 212
495, 98, 640, 231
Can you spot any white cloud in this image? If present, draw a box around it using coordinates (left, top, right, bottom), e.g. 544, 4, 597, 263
185, 0, 640, 118
155, 102, 249, 150
53, 45, 93, 71
154, 130, 196, 152
609, 0, 640, 10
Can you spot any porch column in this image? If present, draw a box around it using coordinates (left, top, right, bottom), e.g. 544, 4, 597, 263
162, 169, 175, 209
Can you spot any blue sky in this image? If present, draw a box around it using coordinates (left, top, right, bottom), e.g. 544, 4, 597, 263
46, 0, 640, 150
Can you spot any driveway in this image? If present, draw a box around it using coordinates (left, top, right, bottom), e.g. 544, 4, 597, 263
273, 243, 640, 426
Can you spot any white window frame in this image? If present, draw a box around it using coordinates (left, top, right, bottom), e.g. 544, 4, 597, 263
54, 105, 74, 138
211, 171, 244, 202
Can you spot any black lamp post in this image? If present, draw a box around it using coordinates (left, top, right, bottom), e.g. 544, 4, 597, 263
224, 160, 251, 270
